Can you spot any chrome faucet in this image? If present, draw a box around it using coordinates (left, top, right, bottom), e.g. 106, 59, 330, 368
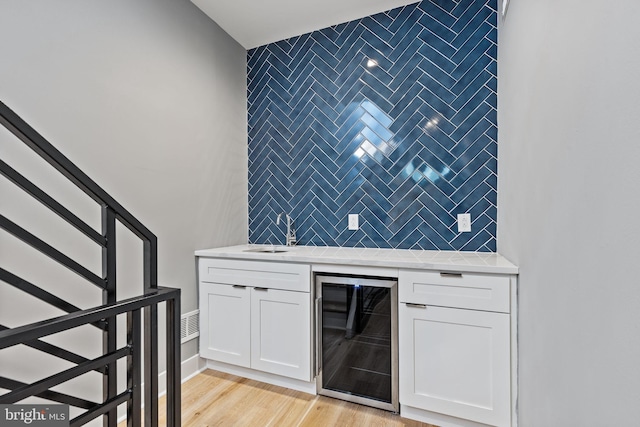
276, 212, 297, 246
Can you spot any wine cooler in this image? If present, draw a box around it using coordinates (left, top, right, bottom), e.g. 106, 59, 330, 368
315, 274, 398, 412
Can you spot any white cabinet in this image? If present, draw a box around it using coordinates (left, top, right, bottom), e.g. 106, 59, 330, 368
198, 258, 312, 382
250, 287, 310, 380
399, 270, 515, 427
200, 282, 250, 366
196, 250, 517, 423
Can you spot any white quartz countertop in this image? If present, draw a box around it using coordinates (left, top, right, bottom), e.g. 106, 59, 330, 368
195, 245, 518, 275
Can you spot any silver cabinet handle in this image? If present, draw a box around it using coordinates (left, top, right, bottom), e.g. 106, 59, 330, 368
315, 297, 322, 377
405, 303, 427, 309
440, 272, 463, 278
254, 287, 268, 291
232, 285, 246, 289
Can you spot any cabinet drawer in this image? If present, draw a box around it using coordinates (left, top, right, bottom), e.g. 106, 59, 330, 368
199, 258, 311, 292
399, 270, 510, 313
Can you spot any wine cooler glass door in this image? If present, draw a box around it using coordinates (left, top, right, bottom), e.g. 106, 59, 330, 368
315, 274, 398, 412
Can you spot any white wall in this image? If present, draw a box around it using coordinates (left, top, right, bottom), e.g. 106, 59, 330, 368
0, 0, 247, 410
498, 1, 640, 425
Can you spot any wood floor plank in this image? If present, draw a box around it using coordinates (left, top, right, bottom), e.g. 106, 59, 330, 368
119, 369, 436, 427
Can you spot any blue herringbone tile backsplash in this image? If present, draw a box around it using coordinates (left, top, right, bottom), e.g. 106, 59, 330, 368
247, 0, 497, 251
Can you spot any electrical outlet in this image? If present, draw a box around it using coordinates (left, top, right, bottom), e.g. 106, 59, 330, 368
457, 213, 471, 233
348, 214, 359, 230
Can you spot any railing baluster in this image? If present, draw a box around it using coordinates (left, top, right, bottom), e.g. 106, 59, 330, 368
144, 304, 159, 427
167, 294, 182, 427
143, 235, 159, 427
144, 237, 158, 289
127, 309, 142, 427
102, 206, 117, 427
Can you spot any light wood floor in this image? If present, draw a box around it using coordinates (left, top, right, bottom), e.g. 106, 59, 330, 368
125, 369, 436, 426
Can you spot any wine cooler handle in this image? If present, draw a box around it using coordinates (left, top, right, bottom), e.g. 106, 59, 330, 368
315, 296, 322, 378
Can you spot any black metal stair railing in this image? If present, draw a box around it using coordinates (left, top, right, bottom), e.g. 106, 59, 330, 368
0, 100, 181, 427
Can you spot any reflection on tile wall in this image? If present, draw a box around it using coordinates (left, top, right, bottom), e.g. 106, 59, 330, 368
247, 0, 497, 251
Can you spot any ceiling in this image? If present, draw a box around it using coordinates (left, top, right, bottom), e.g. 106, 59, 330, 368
191, 0, 420, 49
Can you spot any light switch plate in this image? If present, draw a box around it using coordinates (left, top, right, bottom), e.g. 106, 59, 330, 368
348, 214, 359, 230
457, 213, 471, 233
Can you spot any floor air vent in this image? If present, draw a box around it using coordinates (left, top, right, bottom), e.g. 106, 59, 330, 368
180, 309, 199, 344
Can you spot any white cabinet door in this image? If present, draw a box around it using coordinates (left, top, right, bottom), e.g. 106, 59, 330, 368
399, 303, 511, 427
250, 288, 311, 381
200, 282, 251, 367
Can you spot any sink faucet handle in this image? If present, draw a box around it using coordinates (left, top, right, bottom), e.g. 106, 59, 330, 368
288, 220, 297, 246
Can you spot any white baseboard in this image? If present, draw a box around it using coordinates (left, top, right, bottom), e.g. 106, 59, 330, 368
401, 405, 493, 427
157, 354, 207, 398
206, 359, 317, 395
117, 354, 207, 423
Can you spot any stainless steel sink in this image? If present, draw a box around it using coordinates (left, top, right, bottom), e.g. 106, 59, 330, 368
243, 247, 288, 254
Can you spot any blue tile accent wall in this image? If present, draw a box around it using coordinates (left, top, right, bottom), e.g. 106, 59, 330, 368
247, 0, 497, 251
